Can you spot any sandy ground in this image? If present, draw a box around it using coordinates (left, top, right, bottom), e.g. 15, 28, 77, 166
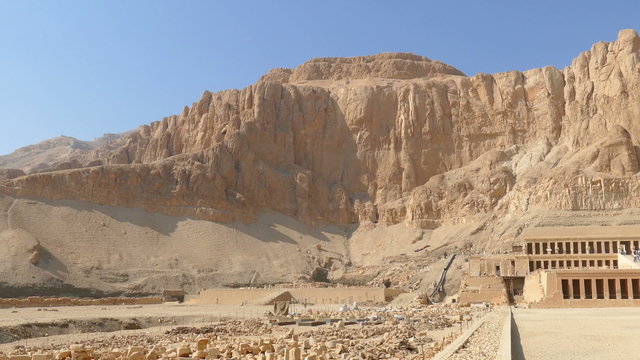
0, 194, 353, 295
0, 303, 477, 357
0, 303, 343, 327
512, 307, 640, 360
0, 303, 343, 351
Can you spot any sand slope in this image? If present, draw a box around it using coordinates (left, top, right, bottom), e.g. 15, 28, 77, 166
0, 194, 349, 296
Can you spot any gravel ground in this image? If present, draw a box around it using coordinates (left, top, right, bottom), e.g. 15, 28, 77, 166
0, 303, 484, 359
448, 308, 506, 360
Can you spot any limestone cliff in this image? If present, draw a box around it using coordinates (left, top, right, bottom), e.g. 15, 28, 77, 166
2, 30, 640, 240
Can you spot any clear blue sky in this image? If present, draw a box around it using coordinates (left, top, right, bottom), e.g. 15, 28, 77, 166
1, 1, 639, 155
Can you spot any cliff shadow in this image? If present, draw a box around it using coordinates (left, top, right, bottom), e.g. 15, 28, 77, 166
26, 197, 182, 235
12, 87, 370, 241
226, 211, 354, 244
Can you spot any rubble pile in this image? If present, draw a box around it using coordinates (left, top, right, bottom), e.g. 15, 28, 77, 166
367, 259, 436, 290
165, 321, 272, 337
0, 305, 491, 360
448, 308, 506, 360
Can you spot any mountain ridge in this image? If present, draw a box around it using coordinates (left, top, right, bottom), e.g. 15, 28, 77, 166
0, 133, 124, 173
3, 30, 640, 228
0, 30, 640, 295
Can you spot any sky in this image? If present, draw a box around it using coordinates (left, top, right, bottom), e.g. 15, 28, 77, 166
0, 1, 639, 155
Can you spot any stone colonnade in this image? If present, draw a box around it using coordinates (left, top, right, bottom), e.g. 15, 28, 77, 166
526, 240, 638, 255
529, 258, 618, 272
560, 277, 640, 300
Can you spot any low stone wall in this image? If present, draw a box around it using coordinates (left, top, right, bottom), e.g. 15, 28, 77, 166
458, 276, 509, 305
0, 297, 162, 308
496, 307, 512, 360
190, 287, 393, 305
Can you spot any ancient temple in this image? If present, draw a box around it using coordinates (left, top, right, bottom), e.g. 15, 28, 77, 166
461, 225, 640, 307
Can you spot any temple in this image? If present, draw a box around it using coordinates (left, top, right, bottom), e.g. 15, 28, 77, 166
460, 225, 640, 307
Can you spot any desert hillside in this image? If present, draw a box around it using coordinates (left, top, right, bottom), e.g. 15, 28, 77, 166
0, 195, 351, 296
1, 30, 640, 296
0, 134, 123, 174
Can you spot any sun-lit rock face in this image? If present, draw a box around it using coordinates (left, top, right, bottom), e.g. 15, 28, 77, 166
3, 30, 640, 228
260, 52, 466, 82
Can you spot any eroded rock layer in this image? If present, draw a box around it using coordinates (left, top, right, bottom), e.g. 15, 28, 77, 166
4, 30, 640, 229
1, 30, 640, 294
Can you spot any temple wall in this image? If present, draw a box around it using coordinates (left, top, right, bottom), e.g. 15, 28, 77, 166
190, 287, 389, 305
531, 269, 640, 308
458, 276, 509, 305
523, 271, 545, 304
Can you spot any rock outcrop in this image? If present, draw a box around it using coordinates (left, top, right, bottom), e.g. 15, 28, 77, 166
1, 30, 640, 295
2, 30, 640, 233
260, 52, 465, 82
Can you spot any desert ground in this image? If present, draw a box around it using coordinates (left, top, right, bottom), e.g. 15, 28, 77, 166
6, 303, 640, 359
512, 307, 640, 360
0, 302, 498, 360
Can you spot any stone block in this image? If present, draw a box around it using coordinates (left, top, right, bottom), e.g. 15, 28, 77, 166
191, 351, 207, 359
288, 347, 301, 360
31, 354, 53, 360
9, 356, 31, 360
129, 352, 144, 360
176, 347, 191, 358
55, 351, 71, 360
196, 338, 209, 351
128, 347, 145, 357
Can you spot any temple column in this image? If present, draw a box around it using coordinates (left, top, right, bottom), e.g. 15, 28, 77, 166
604, 279, 610, 299
610, 241, 614, 254
628, 279, 634, 300
568, 279, 574, 299
617, 279, 623, 299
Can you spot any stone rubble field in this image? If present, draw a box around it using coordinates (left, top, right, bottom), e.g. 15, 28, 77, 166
0, 305, 493, 360
448, 308, 506, 360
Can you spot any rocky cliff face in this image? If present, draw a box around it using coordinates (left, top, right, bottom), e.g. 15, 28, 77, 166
3, 30, 640, 236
